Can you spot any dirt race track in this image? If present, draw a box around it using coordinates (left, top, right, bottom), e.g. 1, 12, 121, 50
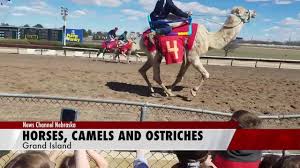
0, 53, 299, 117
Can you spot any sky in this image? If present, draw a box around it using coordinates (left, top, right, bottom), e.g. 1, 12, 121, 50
0, 0, 300, 41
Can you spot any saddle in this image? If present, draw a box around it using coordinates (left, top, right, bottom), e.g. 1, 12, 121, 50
148, 15, 193, 36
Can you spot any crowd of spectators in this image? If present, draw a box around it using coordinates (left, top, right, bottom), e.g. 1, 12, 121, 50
0, 110, 299, 168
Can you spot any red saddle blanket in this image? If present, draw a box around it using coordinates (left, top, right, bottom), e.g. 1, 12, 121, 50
119, 42, 133, 54
142, 23, 198, 64
101, 40, 118, 50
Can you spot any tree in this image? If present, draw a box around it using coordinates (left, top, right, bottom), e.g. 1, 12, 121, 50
23, 24, 30, 27
0, 23, 9, 26
83, 29, 89, 37
33, 24, 43, 28
223, 38, 241, 56
87, 29, 92, 36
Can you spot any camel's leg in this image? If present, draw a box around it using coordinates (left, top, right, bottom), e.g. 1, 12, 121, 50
125, 52, 130, 64
152, 54, 175, 97
102, 49, 107, 60
96, 49, 101, 57
138, 53, 155, 95
170, 60, 191, 91
189, 56, 210, 97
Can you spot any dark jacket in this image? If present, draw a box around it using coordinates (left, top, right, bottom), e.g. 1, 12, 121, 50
108, 29, 117, 39
150, 0, 189, 21
118, 32, 128, 42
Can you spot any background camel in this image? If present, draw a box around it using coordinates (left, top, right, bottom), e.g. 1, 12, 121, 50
134, 6, 256, 99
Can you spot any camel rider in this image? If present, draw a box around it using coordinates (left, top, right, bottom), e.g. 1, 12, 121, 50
118, 31, 128, 46
148, 0, 191, 42
108, 27, 118, 41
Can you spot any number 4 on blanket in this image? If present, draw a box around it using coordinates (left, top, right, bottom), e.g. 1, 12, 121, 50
160, 36, 185, 64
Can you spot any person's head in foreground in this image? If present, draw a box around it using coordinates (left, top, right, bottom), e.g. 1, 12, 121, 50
4, 151, 55, 168
172, 151, 210, 168
59, 155, 75, 168
212, 110, 262, 168
231, 110, 262, 128
273, 155, 300, 168
281, 155, 300, 168
259, 154, 281, 168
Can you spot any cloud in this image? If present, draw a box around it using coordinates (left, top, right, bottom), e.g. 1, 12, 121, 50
263, 26, 300, 41
274, 0, 293, 4
174, 1, 228, 16
263, 18, 272, 22
0, 3, 9, 9
138, 0, 228, 16
121, 9, 147, 20
71, 0, 130, 7
11, 13, 25, 16
263, 16, 300, 41
245, 0, 270, 2
280, 17, 300, 25
245, 0, 299, 4
264, 26, 280, 32
69, 9, 92, 18
12, 0, 56, 16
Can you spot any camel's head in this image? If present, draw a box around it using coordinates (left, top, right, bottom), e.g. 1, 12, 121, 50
231, 6, 256, 23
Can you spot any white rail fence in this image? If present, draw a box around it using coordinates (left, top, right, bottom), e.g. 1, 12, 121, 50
0, 46, 300, 69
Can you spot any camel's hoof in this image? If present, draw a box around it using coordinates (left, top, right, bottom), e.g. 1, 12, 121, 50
190, 88, 197, 97
165, 91, 176, 97
150, 92, 163, 98
185, 96, 192, 102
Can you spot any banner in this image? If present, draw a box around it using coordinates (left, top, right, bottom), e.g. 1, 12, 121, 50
66, 29, 83, 43
0, 122, 299, 150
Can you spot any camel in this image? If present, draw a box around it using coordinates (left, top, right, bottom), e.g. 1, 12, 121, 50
133, 6, 256, 99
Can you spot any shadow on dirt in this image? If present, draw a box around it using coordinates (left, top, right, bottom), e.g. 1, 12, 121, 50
106, 81, 185, 97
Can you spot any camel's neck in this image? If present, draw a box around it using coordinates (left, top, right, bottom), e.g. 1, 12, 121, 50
208, 15, 244, 50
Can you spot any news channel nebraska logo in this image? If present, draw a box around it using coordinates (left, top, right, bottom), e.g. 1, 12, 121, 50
66, 29, 83, 43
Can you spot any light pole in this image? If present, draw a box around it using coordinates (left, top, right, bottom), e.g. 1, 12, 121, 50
61, 7, 68, 46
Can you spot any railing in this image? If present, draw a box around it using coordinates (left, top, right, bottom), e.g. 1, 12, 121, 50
0, 93, 299, 127
1, 46, 300, 69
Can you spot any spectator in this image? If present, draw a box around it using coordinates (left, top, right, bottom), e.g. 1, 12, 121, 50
172, 151, 213, 168
75, 150, 108, 168
4, 151, 55, 168
86, 150, 108, 168
259, 154, 281, 168
134, 150, 150, 168
273, 155, 300, 168
272, 155, 292, 168
59, 155, 75, 168
212, 110, 262, 168
0, 151, 10, 159
281, 155, 300, 168
231, 110, 262, 129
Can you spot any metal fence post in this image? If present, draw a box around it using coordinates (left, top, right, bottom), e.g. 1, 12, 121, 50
279, 61, 282, 69
140, 103, 148, 122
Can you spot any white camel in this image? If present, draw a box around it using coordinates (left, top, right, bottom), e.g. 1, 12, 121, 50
133, 7, 256, 99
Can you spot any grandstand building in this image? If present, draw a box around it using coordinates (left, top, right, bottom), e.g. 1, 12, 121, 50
0, 25, 63, 41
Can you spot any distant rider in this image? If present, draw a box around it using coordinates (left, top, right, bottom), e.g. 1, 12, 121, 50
118, 31, 128, 45
108, 27, 118, 41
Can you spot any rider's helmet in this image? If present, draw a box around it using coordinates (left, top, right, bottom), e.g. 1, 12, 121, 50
124, 31, 128, 34
115, 27, 118, 30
